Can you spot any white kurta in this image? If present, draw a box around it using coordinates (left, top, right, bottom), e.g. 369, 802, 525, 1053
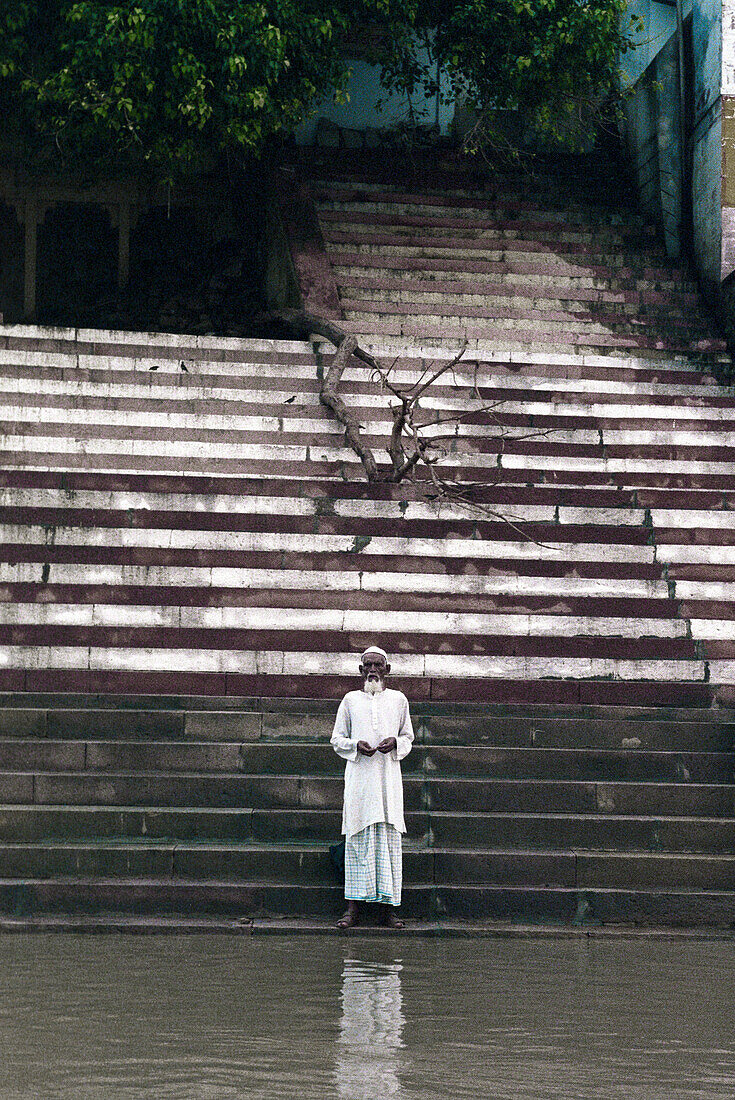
330, 688, 414, 838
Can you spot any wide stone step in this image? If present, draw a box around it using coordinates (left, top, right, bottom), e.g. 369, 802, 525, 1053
0, 596, 698, 638
312, 191, 651, 230
1, 342, 723, 390
0, 804, 325, 842
331, 254, 699, 294
1, 841, 734, 892
339, 301, 714, 341
2, 802, 735, 854
5, 429, 735, 477
6, 423, 735, 473
1, 875, 734, 924
320, 215, 666, 252
7, 580, 734, 622
0, 698, 733, 749
2, 355, 728, 406
0, 840, 358, 882
341, 286, 701, 325
341, 317, 724, 356
0, 644, 711, 691
9, 385, 735, 428
9, 389, 735, 437
324, 231, 679, 271
8, 674, 717, 708
6, 402, 735, 447
317, 205, 655, 241
339, 270, 701, 310
429, 811, 735, 852
3, 472, 735, 517
10, 445, 735, 488
431, 885, 735, 925
314, 191, 646, 227
0, 740, 731, 782
6, 772, 734, 815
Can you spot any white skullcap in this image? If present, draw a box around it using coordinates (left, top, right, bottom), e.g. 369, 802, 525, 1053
360, 646, 389, 662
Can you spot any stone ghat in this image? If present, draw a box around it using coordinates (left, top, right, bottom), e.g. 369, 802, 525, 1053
0, 695, 733, 926
1, 157, 735, 928
310, 179, 728, 355
0, 322, 734, 701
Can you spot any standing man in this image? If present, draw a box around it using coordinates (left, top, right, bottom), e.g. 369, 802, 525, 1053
330, 646, 414, 929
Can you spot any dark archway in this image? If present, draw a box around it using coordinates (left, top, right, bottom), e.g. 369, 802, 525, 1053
37, 203, 117, 325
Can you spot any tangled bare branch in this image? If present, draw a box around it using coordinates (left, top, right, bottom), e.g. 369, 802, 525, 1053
260, 308, 562, 547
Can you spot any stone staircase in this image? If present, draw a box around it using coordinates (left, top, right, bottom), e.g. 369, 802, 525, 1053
310, 175, 727, 355
1, 160, 735, 928
1, 695, 735, 926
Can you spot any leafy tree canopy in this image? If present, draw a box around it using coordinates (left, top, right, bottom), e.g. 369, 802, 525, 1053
0, 0, 640, 181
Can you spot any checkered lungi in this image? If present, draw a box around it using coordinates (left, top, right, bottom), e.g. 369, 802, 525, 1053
345, 822, 402, 906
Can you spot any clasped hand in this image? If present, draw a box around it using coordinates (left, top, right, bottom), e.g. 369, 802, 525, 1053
357, 738, 396, 756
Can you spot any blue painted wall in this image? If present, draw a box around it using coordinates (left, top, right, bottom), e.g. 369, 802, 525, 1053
295, 49, 453, 144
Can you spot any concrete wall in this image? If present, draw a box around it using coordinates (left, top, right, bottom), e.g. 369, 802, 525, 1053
656, 36, 684, 255
624, 64, 663, 221
690, 0, 722, 281
722, 0, 735, 279
295, 51, 453, 144
623, 36, 683, 255
623, 0, 728, 286
621, 0, 677, 88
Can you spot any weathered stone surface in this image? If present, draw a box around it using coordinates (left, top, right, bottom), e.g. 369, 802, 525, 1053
184, 712, 262, 742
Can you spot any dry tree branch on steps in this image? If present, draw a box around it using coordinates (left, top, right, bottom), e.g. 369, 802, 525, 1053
261, 308, 561, 547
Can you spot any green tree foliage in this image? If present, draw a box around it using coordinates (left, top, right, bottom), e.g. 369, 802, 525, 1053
377, 0, 642, 152
0, 0, 639, 180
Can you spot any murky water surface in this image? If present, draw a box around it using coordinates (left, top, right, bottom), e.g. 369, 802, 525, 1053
0, 935, 734, 1098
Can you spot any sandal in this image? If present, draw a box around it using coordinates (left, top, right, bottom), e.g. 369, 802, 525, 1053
337, 909, 359, 929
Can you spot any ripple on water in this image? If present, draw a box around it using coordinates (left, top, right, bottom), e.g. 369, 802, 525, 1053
0, 936, 734, 1099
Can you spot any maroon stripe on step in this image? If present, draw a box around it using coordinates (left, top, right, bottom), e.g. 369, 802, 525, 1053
0, 584, 686, 618
3, 469, 735, 511
0, 507, 657, 545
429, 677, 714, 707
5, 452, 735, 490
0, 625, 700, 659
2, 668, 715, 705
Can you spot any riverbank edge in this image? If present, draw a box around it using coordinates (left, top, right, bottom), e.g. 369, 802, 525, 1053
0, 915, 733, 940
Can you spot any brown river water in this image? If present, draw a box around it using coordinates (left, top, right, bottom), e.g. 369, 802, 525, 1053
0, 934, 734, 1099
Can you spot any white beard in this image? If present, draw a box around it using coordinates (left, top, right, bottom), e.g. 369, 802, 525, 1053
364, 679, 384, 695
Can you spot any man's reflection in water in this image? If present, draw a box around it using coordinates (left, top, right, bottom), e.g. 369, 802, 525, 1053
335, 959, 406, 1100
